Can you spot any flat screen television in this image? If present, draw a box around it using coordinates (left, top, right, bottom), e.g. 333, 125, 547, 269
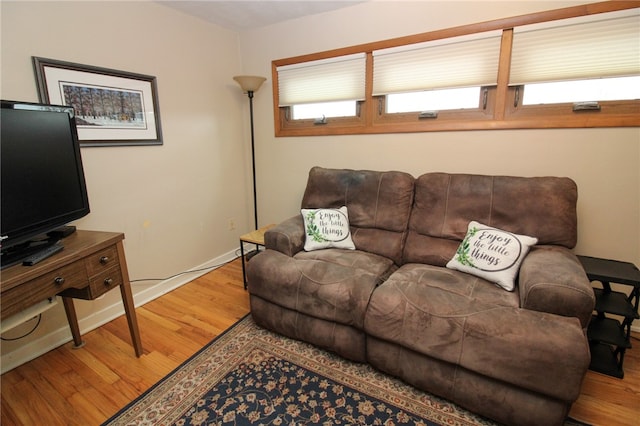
1, 100, 90, 268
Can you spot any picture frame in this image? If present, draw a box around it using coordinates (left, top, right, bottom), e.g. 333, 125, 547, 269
33, 57, 163, 147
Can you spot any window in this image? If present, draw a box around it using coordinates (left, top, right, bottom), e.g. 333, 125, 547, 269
509, 10, 639, 87
522, 76, 640, 105
386, 87, 482, 113
507, 8, 640, 122
276, 53, 366, 130
372, 31, 500, 121
273, 2, 640, 136
291, 100, 357, 120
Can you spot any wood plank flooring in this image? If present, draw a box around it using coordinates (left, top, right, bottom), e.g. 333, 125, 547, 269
1, 258, 639, 425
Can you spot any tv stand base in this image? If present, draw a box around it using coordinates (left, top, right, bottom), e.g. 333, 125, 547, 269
47, 225, 77, 239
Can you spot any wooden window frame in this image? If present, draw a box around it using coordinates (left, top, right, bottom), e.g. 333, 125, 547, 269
272, 1, 640, 137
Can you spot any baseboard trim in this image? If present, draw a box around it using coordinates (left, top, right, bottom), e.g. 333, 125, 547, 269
0, 248, 241, 374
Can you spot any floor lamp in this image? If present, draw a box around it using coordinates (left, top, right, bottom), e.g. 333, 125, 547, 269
233, 75, 266, 234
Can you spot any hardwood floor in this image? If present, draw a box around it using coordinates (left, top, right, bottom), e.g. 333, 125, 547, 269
1, 258, 638, 425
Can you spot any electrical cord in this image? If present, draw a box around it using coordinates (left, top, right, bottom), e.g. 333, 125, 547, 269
129, 254, 241, 284
1, 314, 42, 341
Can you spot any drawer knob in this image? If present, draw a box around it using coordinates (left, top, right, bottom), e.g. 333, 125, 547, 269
99, 256, 109, 265
104, 278, 114, 286
54, 277, 65, 286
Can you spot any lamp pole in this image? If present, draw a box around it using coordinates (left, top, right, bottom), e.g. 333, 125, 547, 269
247, 89, 258, 230
233, 75, 266, 232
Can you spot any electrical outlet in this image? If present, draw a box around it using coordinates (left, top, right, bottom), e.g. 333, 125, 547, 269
228, 219, 236, 231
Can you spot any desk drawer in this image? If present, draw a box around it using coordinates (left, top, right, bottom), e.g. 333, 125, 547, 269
86, 246, 119, 276
1, 262, 86, 320
89, 266, 122, 297
61, 266, 122, 300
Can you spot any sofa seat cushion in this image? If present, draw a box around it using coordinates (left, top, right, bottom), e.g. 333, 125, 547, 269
295, 248, 397, 279
364, 263, 590, 401
247, 249, 383, 329
372, 263, 522, 309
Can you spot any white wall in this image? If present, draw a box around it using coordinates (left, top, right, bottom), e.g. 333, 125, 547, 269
1, 1, 254, 369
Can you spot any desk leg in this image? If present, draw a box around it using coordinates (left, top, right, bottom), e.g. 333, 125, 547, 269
119, 282, 143, 357
61, 297, 85, 349
117, 241, 143, 357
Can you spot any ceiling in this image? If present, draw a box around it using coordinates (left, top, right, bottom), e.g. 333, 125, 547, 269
157, 1, 365, 31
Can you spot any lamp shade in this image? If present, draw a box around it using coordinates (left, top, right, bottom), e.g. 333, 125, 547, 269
233, 75, 266, 93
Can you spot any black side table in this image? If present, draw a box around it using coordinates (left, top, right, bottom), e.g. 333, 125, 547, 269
578, 255, 640, 378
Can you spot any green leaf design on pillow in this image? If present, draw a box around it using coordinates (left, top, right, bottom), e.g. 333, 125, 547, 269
456, 226, 478, 267
305, 211, 328, 243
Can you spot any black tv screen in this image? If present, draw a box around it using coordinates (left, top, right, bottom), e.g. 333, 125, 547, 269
1, 100, 90, 266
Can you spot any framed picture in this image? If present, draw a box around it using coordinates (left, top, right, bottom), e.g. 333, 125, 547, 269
33, 57, 162, 147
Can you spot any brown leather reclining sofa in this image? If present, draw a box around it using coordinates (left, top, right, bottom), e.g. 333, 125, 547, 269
247, 166, 594, 426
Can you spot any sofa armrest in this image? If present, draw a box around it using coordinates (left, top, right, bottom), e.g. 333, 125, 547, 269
264, 215, 305, 257
519, 246, 595, 329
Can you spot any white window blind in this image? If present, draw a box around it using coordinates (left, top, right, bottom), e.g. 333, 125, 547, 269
510, 9, 640, 85
277, 53, 366, 106
372, 31, 502, 95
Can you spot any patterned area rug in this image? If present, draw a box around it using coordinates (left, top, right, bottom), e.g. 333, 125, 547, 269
103, 315, 587, 426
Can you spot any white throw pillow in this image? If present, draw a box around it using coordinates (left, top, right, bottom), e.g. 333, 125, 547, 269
446, 221, 538, 291
301, 206, 356, 251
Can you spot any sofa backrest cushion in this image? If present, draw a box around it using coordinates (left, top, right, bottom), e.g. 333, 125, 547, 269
403, 173, 578, 266
301, 166, 415, 265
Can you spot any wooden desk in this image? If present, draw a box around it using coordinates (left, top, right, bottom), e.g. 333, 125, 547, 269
1, 230, 142, 357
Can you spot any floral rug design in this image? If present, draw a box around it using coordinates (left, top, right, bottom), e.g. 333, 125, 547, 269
179, 354, 438, 426
102, 316, 555, 426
